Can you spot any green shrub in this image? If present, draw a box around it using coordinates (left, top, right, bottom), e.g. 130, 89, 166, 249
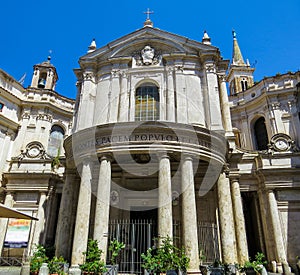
80, 239, 107, 274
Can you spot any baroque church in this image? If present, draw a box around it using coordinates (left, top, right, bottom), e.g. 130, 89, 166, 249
0, 16, 299, 274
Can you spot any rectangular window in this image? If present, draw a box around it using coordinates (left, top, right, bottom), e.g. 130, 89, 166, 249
0, 102, 4, 112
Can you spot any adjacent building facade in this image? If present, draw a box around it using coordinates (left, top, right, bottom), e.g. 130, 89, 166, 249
0, 19, 299, 274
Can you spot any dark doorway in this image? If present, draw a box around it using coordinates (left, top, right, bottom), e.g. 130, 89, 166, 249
130, 207, 157, 222
130, 208, 157, 274
242, 192, 264, 259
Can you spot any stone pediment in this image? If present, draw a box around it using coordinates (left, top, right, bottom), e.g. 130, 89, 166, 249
79, 26, 218, 65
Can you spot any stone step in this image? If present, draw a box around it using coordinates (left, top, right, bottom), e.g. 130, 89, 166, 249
0, 266, 22, 275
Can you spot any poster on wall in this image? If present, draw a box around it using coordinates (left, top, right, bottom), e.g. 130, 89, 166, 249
4, 218, 32, 248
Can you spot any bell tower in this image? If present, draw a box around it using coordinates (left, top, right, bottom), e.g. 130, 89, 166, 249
30, 55, 58, 90
227, 30, 255, 95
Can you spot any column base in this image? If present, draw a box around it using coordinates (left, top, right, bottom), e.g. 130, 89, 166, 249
20, 262, 30, 275
68, 264, 82, 275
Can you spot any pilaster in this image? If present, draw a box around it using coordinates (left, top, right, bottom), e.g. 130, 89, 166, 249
175, 63, 188, 123
76, 71, 96, 130
218, 74, 233, 135
108, 69, 121, 123
166, 66, 176, 122
118, 71, 129, 122
203, 60, 223, 131
32, 192, 47, 247
0, 193, 14, 254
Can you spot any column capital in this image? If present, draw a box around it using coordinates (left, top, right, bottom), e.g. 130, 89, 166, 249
181, 153, 195, 162
157, 151, 170, 160
82, 157, 92, 166
64, 168, 78, 177
217, 73, 227, 82
98, 154, 113, 162
228, 171, 241, 182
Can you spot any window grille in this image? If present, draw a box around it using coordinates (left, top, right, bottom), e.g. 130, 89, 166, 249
135, 85, 159, 121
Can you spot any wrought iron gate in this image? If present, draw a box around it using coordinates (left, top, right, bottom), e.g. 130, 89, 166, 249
107, 220, 219, 274
198, 222, 220, 264
108, 219, 156, 275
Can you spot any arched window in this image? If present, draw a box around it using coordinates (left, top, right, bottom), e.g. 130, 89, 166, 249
135, 84, 159, 121
48, 125, 64, 157
241, 79, 248, 91
254, 117, 268, 150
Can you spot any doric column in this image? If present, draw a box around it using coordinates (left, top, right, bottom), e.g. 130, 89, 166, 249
230, 176, 249, 264
181, 155, 200, 273
267, 190, 287, 263
158, 153, 173, 241
71, 160, 93, 266
217, 173, 238, 264
32, 192, 47, 246
56, 170, 77, 260
93, 155, 112, 262
0, 192, 14, 254
166, 66, 176, 122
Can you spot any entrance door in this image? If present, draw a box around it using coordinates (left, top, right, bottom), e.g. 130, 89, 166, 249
130, 208, 157, 273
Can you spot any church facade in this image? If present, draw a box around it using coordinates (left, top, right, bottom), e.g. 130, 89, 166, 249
0, 18, 299, 274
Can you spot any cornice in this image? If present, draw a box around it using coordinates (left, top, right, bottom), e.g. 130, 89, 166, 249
0, 86, 24, 104
0, 69, 25, 90
26, 87, 75, 103
0, 113, 19, 131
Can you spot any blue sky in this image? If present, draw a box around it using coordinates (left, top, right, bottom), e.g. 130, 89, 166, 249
1, 0, 299, 99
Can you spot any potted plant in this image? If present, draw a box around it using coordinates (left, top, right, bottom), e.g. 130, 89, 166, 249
177, 247, 190, 275
141, 247, 163, 275
80, 239, 107, 275
48, 256, 67, 275
141, 236, 190, 275
30, 245, 48, 275
240, 252, 267, 275
207, 259, 225, 275
107, 239, 125, 275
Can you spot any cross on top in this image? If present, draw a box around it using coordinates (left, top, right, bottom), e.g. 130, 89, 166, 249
144, 8, 154, 20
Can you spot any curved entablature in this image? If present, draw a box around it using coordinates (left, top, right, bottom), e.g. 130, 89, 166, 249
64, 121, 228, 168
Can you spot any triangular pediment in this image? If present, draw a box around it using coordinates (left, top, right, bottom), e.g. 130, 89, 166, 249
80, 26, 218, 64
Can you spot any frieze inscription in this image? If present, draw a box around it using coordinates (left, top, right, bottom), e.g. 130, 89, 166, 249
73, 132, 212, 153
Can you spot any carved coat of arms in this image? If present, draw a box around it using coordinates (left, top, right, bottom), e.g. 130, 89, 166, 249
133, 45, 161, 66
